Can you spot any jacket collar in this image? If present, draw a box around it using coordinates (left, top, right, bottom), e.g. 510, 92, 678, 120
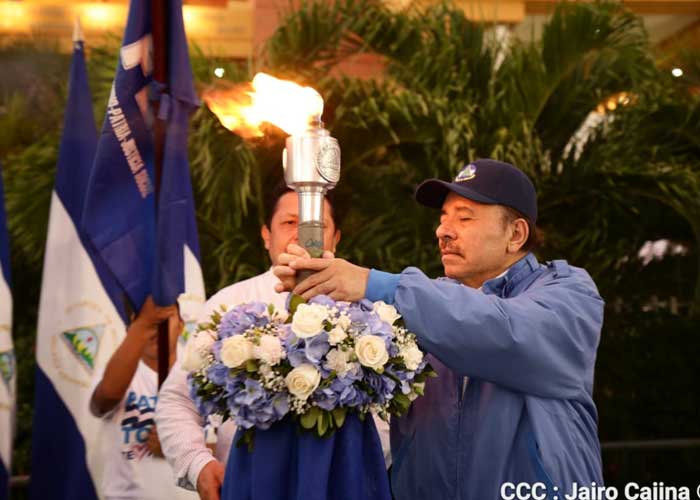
481, 253, 539, 297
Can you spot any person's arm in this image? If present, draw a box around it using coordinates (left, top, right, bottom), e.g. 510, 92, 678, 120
367, 266, 604, 400
90, 297, 177, 417
155, 360, 229, 496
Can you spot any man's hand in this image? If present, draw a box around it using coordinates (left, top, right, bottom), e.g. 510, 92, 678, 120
146, 426, 163, 458
196, 460, 225, 500
273, 244, 370, 302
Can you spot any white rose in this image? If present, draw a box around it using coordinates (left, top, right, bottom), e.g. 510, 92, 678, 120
254, 334, 284, 366
355, 335, 389, 371
400, 343, 424, 371
324, 348, 353, 376
328, 326, 347, 346
373, 301, 401, 326
291, 303, 329, 338
285, 363, 321, 400
181, 332, 215, 372
220, 335, 254, 368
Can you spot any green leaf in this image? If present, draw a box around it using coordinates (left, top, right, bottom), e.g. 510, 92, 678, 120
301, 407, 320, 430
245, 359, 258, 373
332, 407, 347, 428
317, 411, 329, 436
235, 428, 256, 452
393, 393, 411, 412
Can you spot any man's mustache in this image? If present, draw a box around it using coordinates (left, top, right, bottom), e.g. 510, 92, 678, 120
439, 239, 461, 255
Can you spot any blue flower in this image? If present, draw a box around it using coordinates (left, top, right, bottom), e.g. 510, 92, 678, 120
226, 378, 286, 430
365, 371, 397, 404
286, 339, 306, 367
313, 387, 339, 411
285, 333, 331, 369
338, 383, 369, 407
235, 379, 265, 406
271, 393, 290, 419
218, 302, 268, 338
309, 295, 336, 308
304, 333, 330, 365
207, 363, 230, 386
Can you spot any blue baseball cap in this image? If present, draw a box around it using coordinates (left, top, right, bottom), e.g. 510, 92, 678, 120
415, 159, 538, 223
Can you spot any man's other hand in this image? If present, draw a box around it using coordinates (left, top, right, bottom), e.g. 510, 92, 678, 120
273, 244, 370, 302
197, 460, 225, 500
273, 244, 332, 293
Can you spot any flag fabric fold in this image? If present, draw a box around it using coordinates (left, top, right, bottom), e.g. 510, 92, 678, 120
82, 0, 203, 317
0, 162, 16, 499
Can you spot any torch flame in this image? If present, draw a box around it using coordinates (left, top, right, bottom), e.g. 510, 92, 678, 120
203, 72, 324, 138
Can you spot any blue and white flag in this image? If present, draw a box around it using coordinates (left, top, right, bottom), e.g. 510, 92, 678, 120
81, 0, 204, 326
0, 162, 15, 500
30, 21, 123, 500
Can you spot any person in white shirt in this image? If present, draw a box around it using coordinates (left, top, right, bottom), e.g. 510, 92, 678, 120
156, 184, 391, 500
90, 297, 197, 500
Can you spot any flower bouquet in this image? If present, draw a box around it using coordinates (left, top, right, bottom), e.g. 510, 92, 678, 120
184, 295, 435, 500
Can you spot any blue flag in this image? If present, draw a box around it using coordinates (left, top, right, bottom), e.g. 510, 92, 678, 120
30, 24, 118, 500
82, 0, 202, 315
0, 162, 15, 500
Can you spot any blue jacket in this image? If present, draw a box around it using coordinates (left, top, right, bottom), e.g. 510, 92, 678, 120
366, 253, 604, 500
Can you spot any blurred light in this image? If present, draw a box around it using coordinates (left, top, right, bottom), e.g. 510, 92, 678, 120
214, 67, 225, 78
606, 100, 617, 111
85, 5, 109, 23
183, 6, 200, 30
671, 68, 683, 78
0, 3, 25, 29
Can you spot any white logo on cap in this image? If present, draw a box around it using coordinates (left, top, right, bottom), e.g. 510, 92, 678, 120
455, 164, 477, 182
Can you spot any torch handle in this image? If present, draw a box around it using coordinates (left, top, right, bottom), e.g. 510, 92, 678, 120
297, 220, 324, 283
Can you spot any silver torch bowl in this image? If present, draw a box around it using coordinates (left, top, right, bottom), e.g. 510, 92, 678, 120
283, 120, 341, 281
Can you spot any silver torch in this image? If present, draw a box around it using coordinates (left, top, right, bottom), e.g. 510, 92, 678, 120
202, 73, 340, 281
282, 112, 340, 282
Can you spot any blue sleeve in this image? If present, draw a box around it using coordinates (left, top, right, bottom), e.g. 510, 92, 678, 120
366, 269, 401, 304
393, 267, 604, 400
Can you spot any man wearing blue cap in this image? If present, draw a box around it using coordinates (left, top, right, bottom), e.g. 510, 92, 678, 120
274, 159, 605, 499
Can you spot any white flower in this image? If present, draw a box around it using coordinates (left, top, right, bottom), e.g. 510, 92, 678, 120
220, 335, 254, 368
291, 303, 329, 338
336, 314, 351, 330
400, 342, 424, 371
181, 332, 215, 372
328, 326, 347, 346
373, 301, 401, 326
324, 348, 353, 376
285, 364, 321, 400
355, 335, 389, 371
254, 334, 284, 366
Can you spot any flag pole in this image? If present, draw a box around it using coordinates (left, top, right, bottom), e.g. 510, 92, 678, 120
152, 0, 170, 388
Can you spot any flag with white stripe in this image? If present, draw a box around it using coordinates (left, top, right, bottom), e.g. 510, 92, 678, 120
30, 22, 122, 500
0, 161, 15, 499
